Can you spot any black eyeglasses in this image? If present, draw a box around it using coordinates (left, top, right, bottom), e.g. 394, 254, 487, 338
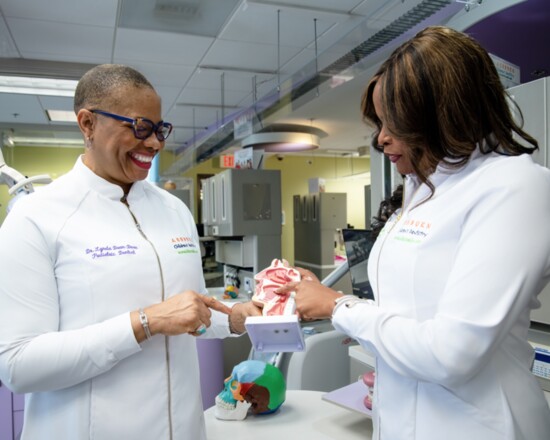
90, 109, 173, 141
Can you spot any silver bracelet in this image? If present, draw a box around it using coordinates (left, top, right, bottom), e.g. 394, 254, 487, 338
332, 295, 368, 318
138, 308, 152, 340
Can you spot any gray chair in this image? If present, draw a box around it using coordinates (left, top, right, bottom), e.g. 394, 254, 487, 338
283, 330, 356, 392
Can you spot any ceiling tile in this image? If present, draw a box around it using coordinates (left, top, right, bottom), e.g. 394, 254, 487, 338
147, 85, 182, 115
176, 87, 247, 108
1, 0, 118, 27
185, 69, 272, 92
0, 15, 19, 57
37, 95, 75, 112
120, 60, 195, 87
114, 27, 213, 66
220, 2, 342, 47
201, 39, 301, 76
0, 93, 49, 124
7, 18, 114, 63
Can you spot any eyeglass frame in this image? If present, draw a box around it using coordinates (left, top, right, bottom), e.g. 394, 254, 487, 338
89, 109, 173, 142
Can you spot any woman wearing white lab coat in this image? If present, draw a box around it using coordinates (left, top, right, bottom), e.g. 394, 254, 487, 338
0, 64, 260, 439
278, 26, 550, 439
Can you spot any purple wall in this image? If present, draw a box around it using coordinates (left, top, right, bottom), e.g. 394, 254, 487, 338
196, 339, 224, 410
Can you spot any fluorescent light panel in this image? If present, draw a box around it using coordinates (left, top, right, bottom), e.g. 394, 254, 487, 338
0, 75, 78, 97
46, 110, 78, 122
12, 137, 84, 147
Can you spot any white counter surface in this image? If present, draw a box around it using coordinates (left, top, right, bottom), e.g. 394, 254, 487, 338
204, 390, 372, 440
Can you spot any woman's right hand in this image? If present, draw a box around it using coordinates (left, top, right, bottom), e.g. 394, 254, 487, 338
275, 267, 342, 321
132, 291, 231, 341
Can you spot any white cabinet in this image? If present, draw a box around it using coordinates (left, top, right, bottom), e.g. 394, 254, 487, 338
508, 77, 550, 326
508, 77, 549, 168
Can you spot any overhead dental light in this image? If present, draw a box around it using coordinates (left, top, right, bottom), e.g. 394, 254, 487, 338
241, 131, 320, 152
240, 123, 325, 153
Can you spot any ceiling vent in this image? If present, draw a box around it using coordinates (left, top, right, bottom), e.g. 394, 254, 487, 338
153, 1, 199, 18
119, 0, 241, 37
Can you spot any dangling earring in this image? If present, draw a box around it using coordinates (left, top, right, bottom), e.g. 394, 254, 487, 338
86, 136, 93, 148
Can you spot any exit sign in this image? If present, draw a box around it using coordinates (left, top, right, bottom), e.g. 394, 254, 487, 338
220, 154, 235, 168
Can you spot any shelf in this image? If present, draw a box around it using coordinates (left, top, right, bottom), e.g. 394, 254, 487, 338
322, 380, 372, 417
348, 345, 375, 367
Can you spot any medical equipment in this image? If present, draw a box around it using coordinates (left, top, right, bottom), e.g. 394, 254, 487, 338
201, 169, 282, 294
160, 177, 194, 216
0, 148, 52, 212
341, 229, 376, 300
293, 192, 347, 280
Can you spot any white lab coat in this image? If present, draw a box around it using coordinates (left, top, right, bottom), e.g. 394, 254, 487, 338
333, 151, 550, 439
0, 157, 232, 440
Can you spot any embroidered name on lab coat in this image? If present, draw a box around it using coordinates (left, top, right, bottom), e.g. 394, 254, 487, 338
85, 244, 139, 259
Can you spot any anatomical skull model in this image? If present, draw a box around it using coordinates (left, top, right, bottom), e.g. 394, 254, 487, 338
215, 360, 286, 421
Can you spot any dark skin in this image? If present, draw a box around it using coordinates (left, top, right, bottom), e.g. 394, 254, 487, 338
76, 85, 262, 343
275, 267, 343, 321
131, 295, 262, 343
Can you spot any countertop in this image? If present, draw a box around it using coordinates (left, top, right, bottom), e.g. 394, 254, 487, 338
204, 390, 372, 440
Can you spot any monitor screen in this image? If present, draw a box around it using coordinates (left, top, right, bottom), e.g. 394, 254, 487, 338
342, 229, 375, 300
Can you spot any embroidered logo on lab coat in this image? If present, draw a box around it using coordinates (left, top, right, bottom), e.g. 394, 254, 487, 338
394, 218, 432, 244
171, 236, 199, 254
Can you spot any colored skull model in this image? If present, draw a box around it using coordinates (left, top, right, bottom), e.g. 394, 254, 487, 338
214, 360, 286, 421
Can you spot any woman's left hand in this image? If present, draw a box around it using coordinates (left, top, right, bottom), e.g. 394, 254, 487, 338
228, 301, 262, 334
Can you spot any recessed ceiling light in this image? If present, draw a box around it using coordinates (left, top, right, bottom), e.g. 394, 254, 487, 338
46, 110, 78, 122
0, 75, 77, 97
10, 137, 84, 148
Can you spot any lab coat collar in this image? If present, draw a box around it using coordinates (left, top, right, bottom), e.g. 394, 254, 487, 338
404, 147, 497, 212
74, 155, 146, 202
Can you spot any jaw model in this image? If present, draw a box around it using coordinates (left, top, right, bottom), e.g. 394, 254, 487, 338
214, 360, 286, 421
215, 396, 252, 421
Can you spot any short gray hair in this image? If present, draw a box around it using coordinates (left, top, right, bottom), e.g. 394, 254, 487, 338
74, 64, 154, 113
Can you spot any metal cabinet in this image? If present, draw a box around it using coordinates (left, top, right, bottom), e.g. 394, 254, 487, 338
293, 192, 347, 279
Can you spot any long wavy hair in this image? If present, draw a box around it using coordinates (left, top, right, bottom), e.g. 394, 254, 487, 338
361, 26, 537, 193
